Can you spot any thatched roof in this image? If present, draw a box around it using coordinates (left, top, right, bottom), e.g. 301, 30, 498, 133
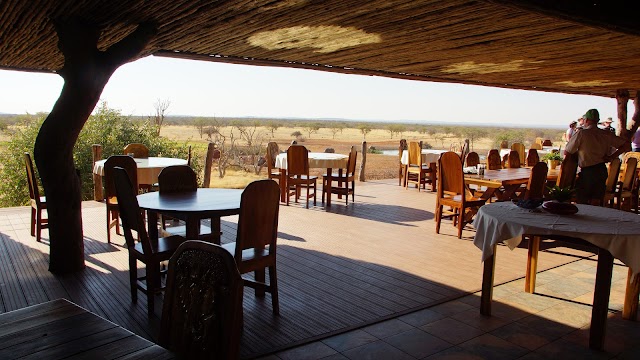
2, 0, 640, 98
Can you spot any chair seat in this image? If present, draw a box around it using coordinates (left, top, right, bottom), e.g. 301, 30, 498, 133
407, 165, 431, 173
133, 234, 185, 258
289, 174, 317, 180
221, 242, 272, 263
439, 195, 486, 207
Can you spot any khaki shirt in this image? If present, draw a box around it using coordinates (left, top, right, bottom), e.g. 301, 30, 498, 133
565, 126, 626, 167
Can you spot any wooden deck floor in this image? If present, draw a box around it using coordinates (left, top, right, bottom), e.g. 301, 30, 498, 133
0, 179, 597, 358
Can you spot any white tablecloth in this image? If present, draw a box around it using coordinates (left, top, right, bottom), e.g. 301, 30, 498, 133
93, 157, 188, 185
275, 152, 348, 169
400, 149, 447, 165
473, 202, 640, 274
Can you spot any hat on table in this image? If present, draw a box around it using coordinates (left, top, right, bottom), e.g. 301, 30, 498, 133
583, 109, 600, 122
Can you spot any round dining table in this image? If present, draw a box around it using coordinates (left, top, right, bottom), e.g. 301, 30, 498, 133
93, 157, 188, 185
137, 188, 242, 244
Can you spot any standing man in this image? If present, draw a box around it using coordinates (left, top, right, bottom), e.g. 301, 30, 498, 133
600, 117, 616, 134
565, 109, 629, 205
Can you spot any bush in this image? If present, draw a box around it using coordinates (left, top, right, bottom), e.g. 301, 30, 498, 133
0, 102, 194, 207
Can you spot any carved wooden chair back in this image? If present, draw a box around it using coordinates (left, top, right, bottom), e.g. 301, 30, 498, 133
530, 143, 542, 150
510, 142, 526, 164
525, 161, 548, 200
507, 150, 521, 168
266, 142, 282, 181
438, 151, 464, 198
526, 149, 540, 166
487, 149, 502, 170
158, 165, 198, 193
542, 139, 553, 146
398, 139, 407, 186
159, 240, 243, 359
287, 145, 310, 177
465, 151, 480, 167
407, 141, 422, 167
621, 157, 638, 191
605, 158, 622, 194
123, 143, 149, 158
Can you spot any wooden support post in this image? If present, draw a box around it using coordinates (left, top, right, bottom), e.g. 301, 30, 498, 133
623, 268, 640, 321
203, 142, 215, 188
359, 141, 366, 182
92, 144, 103, 201
616, 89, 629, 138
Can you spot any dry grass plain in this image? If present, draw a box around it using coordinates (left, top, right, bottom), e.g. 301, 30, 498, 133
160, 124, 510, 187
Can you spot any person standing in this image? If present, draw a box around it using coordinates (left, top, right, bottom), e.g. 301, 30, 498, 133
600, 117, 616, 134
563, 120, 577, 142
564, 109, 629, 205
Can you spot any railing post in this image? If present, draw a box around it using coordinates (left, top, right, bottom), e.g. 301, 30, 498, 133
359, 141, 366, 182
203, 142, 215, 188
92, 144, 103, 201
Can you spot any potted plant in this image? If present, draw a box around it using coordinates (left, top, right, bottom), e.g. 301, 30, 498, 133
544, 185, 578, 214
542, 152, 563, 169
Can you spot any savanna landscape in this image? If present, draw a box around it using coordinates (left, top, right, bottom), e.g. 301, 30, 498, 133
0, 108, 564, 206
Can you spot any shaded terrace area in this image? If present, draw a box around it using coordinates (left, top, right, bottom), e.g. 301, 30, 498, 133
0, 179, 638, 358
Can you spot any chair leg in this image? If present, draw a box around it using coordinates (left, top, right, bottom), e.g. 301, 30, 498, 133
35, 209, 43, 243
129, 256, 137, 303
313, 181, 317, 206
146, 263, 159, 317
435, 204, 442, 234
457, 208, 464, 239
115, 210, 121, 235
30, 207, 36, 237
106, 208, 111, 244
269, 265, 280, 316
255, 269, 266, 297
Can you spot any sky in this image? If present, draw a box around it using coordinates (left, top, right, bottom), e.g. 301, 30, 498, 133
0, 56, 626, 129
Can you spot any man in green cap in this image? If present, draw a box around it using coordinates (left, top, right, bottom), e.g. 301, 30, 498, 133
565, 109, 629, 204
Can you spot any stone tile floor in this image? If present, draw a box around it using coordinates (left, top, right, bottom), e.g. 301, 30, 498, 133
258, 257, 640, 359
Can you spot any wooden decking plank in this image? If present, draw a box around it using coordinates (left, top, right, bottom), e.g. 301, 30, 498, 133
115, 345, 176, 360
2, 230, 49, 306
0, 298, 70, 326
0, 232, 28, 312
0, 301, 85, 337
19, 327, 133, 360
64, 333, 155, 360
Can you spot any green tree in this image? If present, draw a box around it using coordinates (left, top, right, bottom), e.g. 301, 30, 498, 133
358, 123, 372, 139
330, 123, 344, 139
193, 117, 207, 138
387, 124, 406, 139
304, 123, 321, 139
266, 120, 280, 138
0, 103, 192, 207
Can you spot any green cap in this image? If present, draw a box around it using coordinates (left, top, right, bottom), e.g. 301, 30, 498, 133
583, 109, 600, 122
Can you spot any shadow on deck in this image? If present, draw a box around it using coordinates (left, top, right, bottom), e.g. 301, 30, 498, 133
0, 179, 613, 358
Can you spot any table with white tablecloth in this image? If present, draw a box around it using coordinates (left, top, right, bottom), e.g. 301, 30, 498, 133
93, 157, 187, 185
275, 152, 348, 207
473, 202, 640, 350
400, 149, 447, 165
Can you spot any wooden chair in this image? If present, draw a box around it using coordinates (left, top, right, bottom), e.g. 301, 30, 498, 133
158, 165, 212, 240
123, 143, 149, 158
507, 150, 521, 168
542, 139, 553, 146
487, 149, 502, 170
323, 146, 357, 205
526, 149, 540, 167
535, 137, 544, 148
103, 155, 137, 244
511, 142, 526, 164
405, 141, 435, 191
398, 139, 407, 186
286, 145, 317, 208
556, 153, 579, 189
24, 153, 48, 243
602, 158, 622, 207
159, 240, 243, 359
465, 151, 480, 167
617, 157, 637, 211
266, 142, 283, 182
530, 143, 543, 150
524, 162, 548, 200
221, 179, 280, 315
435, 151, 486, 239
112, 167, 185, 316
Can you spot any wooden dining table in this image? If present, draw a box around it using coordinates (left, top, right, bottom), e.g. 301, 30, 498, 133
137, 188, 242, 244
474, 202, 640, 350
465, 166, 559, 201
0, 298, 174, 359
275, 152, 348, 207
